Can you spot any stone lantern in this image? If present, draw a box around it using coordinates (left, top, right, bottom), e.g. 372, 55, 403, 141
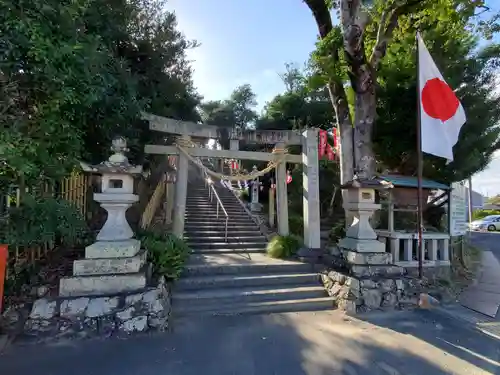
338, 176, 393, 253
59, 137, 147, 297
250, 165, 262, 212
92, 137, 142, 241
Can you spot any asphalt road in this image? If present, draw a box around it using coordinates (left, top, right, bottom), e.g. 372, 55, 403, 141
1, 310, 499, 375
470, 231, 500, 260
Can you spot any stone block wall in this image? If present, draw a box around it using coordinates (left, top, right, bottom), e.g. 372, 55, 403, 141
321, 246, 426, 314
23, 278, 170, 343
321, 270, 425, 314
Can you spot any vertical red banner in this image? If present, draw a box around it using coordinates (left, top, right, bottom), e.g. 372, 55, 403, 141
326, 144, 335, 161
319, 130, 327, 157
0, 245, 7, 313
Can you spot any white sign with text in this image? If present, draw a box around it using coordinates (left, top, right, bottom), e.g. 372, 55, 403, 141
450, 182, 467, 236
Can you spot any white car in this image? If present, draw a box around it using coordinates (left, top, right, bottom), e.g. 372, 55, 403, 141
469, 215, 500, 231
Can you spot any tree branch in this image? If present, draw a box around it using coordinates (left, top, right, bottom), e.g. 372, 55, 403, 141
369, 0, 426, 70
303, 0, 348, 105
340, 0, 369, 65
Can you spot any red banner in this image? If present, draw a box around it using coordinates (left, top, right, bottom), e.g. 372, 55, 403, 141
286, 171, 292, 184
326, 143, 335, 161
332, 127, 339, 152
319, 130, 328, 158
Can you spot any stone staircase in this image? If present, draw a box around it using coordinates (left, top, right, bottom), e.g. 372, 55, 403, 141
172, 175, 334, 316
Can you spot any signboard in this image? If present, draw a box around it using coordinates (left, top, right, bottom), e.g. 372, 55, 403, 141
450, 182, 467, 236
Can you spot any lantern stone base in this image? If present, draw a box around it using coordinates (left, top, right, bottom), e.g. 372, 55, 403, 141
337, 237, 385, 253
59, 265, 150, 297
85, 239, 141, 258
59, 239, 150, 297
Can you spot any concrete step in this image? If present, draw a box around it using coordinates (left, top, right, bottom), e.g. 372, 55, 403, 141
174, 297, 335, 316
175, 272, 320, 291
184, 223, 258, 229
184, 236, 267, 243
186, 200, 243, 210
186, 203, 246, 212
183, 261, 313, 277
190, 248, 266, 255
174, 285, 326, 308
187, 241, 267, 250
185, 236, 266, 243
185, 212, 248, 218
184, 230, 262, 237
185, 206, 244, 212
184, 219, 255, 225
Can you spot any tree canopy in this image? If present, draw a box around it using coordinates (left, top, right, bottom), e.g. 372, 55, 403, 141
0, 0, 200, 189
302, 0, 500, 185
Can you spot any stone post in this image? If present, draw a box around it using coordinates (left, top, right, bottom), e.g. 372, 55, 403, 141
297, 128, 321, 261
250, 165, 262, 212
275, 142, 289, 236
172, 135, 190, 238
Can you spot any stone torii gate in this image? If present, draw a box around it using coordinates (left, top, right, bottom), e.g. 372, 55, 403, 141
142, 113, 322, 254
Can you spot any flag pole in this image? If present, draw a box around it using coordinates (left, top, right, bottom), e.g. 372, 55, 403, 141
416, 31, 424, 279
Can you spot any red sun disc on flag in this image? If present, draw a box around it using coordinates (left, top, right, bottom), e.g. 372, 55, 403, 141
421, 78, 460, 122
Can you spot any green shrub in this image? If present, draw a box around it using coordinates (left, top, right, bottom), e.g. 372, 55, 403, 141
0, 194, 91, 248
329, 219, 346, 244
239, 189, 250, 202
139, 231, 191, 280
266, 234, 302, 259
289, 214, 304, 236
472, 209, 500, 220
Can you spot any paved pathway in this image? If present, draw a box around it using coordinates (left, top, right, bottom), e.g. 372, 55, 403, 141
1, 310, 499, 375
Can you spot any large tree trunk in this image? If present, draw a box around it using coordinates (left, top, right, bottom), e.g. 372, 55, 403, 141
353, 89, 377, 178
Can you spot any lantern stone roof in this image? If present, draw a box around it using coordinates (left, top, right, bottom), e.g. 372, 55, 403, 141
379, 174, 450, 190
341, 175, 393, 190
80, 136, 143, 175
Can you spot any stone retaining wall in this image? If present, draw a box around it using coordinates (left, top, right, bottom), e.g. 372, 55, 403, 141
23, 277, 170, 343
321, 246, 427, 314
321, 270, 425, 313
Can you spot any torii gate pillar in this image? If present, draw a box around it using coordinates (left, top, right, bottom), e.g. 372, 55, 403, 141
172, 135, 190, 238
298, 128, 322, 261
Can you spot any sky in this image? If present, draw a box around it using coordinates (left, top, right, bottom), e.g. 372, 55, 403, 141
166, 0, 500, 197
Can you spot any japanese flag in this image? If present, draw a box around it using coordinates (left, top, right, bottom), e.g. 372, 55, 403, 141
418, 33, 466, 161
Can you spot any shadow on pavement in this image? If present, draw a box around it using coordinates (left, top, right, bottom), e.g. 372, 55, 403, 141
359, 309, 500, 374
0, 311, 495, 375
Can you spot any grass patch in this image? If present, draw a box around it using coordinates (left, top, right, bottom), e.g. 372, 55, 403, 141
266, 234, 302, 259
138, 230, 191, 281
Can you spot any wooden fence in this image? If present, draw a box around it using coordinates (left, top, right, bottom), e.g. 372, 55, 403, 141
1, 172, 92, 268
